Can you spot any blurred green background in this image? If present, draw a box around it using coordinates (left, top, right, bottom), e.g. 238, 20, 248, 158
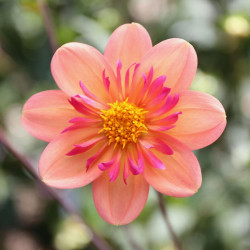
0, 0, 250, 249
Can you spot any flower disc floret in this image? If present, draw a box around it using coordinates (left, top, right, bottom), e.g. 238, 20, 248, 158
99, 98, 148, 148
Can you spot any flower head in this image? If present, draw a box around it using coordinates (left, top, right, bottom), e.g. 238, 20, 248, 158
22, 23, 226, 225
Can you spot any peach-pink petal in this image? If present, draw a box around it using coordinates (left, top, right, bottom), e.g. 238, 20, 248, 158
22, 90, 79, 142
130, 39, 197, 102
168, 90, 227, 150
104, 23, 152, 77
51, 42, 116, 101
39, 128, 106, 189
143, 134, 202, 197
93, 171, 149, 225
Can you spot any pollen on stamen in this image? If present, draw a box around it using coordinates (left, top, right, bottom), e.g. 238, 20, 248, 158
99, 98, 148, 149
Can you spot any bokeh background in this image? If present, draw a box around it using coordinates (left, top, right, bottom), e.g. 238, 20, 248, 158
0, 0, 250, 249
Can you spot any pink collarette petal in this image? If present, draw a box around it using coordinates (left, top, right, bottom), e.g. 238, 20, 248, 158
139, 139, 154, 149
123, 159, 130, 184
75, 94, 107, 110
138, 73, 149, 102
109, 160, 121, 182
145, 75, 167, 101
98, 153, 121, 182
146, 87, 171, 107
69, 117, 99, 124
146, 66, 154, 86
98, 158, 116, 171
125, 63, 137, 97
86, 143, 107, 171
128, 151, 144, 175
61, 117, 101, 133
68, 97, 97, 116
102, 69, 111, 92
143, 149, 166, 170
61, 123, 99, 134
140, 136, 174, 155
152, 139, 174, 155
116, 60, 123, 95
150, 112, 182, 125
79, 81, 106, 105
149, 94, 179, 118
148, 125, 176, 132
66, 137, 105, 156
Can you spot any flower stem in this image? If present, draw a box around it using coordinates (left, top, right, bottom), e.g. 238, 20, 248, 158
157, 192, 182, 250
0, 129, 112, 250
124, 225, 142, 250
37, 0, 58, 53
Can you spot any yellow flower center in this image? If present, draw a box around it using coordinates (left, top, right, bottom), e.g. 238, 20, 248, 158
99, 99, 148, 148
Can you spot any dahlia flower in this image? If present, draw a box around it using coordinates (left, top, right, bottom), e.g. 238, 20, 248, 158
22, 23, 226, 225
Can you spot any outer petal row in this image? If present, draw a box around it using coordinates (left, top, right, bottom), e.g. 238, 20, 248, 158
143, 134, 202, 197
104, 23, 152, 77
130, 38, 197, 103
39, 128, 106, 188
51, 42, 116, 102
168, 90, 227, 150
22, 90, 78, 142
93, 171, 149, 225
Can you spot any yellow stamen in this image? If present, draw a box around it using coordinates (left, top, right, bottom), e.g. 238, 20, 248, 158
100, 100, 148, 148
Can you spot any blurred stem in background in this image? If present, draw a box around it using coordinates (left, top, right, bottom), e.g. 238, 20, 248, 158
158, 192, 182, 250
0, 128, 112, 250
37, 0, 58, 53
124, 225, 142, 250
